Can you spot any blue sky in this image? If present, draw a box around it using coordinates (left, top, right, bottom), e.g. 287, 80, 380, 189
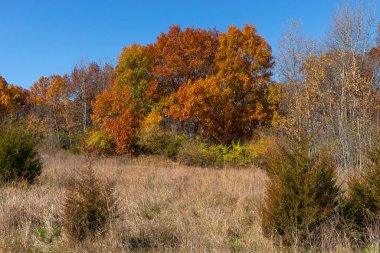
0, 0, 378, 88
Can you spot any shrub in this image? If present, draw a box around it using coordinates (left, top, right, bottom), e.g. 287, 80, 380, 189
137, 110, 185, 157
63, 164, 120, 241
163, 134, 187, 158
177, 139, 224, 167
261, 138, 340, 247
58, 130, 84, 154
177, 139, 254, 167
137, 118, 166, 155
344, 143, 380, 236
0, 124, 42, 183
138, 125, 188, 158
247, 135, 280, 168
223, 141, 255, 167
86, 129, 114, 154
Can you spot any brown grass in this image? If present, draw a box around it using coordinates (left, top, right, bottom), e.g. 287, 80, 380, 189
0, 152, 378, 252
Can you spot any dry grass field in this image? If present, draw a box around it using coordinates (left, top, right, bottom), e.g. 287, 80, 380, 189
0, 152, 377, 253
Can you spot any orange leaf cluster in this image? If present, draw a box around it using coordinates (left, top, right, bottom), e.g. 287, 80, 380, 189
0, 76, 27, 121
166, 25, 275, 143
92, 84, 140, 153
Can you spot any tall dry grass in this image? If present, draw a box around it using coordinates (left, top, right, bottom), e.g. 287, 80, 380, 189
0, 152, 378, 252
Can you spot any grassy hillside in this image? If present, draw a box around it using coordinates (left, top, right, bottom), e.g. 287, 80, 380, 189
0, 153, 378, 252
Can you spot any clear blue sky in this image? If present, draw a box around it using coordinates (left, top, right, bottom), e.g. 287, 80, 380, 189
0, 0, 378, 88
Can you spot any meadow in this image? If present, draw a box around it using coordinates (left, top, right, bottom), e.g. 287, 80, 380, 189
0, 152, 378, 253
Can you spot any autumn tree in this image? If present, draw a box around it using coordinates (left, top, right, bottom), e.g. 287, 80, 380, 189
71, 62, 114, 131
0, 76, 27, 123
166, 25, 275, 144
325, 3, 378, 169
147, 25, 219, 100
368, 22, 380, 134
91, 45, 152, 153
276, 20, 317, 141
30, 74, 77, 148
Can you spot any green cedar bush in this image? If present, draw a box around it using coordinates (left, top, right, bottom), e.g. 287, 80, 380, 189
344, 143, 380, 236
261, 138, 340, 247
0, 124, 42, 183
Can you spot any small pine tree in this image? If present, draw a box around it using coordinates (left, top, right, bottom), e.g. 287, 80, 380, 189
344, 143, 380, 234
261, 138, 340, 247
63, 163, 120, 241
0, 124, 42, 183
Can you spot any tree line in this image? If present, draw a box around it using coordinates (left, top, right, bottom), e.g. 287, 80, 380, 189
1, 3, 380, 170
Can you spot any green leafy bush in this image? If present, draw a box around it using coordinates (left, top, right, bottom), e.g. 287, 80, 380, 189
0, 124, 42, 183
138, 127, 188, 158
344, 143, 380, 235
261, 138, 340, 247
223, 141, 255, 167
63, 165, 120, 241
163, 134, 187, 158
177, 139, 254, 167
177, 139, 223, 167
58, 130, 84, 154
86, 129, 114, 154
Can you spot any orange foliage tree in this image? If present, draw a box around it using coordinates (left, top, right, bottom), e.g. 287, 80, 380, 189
166, 25, 275, 144
0, 75, 27, 123
92, 85, 140, 153
91, 45, 152, 153
30, 75, 78, 146
147, 26, 219, 99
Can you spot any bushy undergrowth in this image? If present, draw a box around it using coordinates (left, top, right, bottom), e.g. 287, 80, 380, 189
139, 127, 259, 167
261, 138, 340, 248
0, 124, 42, 183
343, 143, 380, 240
177, 139, 255, 167
86, 129, 114, 154
63, 164, 120, 241
88, 122, 277, 168
58, 130, 84, 154
139, 129, 188, 159
247, 135, 279, 168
